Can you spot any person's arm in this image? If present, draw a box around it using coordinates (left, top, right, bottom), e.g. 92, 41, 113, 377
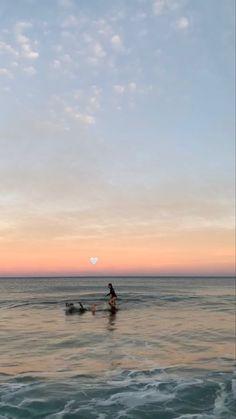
106, 292, 110, 296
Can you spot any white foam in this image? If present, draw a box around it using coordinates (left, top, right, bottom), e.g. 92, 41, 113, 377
174, 415, 213, 419
213, 383, 230, 418
98, 388, 174, 409
46, 400, 75, 419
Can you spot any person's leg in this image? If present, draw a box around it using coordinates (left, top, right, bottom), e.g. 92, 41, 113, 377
90, 304, 96, 314
109, 297, 117, 307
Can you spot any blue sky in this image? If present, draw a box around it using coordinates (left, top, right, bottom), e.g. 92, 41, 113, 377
0, 0, 235, 275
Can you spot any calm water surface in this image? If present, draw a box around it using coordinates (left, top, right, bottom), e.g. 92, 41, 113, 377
0, 277, 235, 418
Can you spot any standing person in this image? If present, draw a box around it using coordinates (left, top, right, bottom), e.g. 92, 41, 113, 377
106, 283, 117, 308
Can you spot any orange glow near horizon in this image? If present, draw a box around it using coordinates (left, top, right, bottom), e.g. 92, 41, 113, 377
1, 227, 235, 276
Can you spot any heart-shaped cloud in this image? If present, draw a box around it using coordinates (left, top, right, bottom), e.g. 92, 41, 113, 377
90, 257, 98, 265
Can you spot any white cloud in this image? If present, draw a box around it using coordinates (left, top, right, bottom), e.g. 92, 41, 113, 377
23, 66, 36, 76
89, 86, 102, 110
113, 85, 125, 94
62, 15, 79, 28
176, 16, 190, 30
15, 21, 39, 60
79, 114, 95, 125
153, 0, 166, 16
153, 0, 186, 16
0, 68, 13, 78
65, 106, 95, 125
111, 34, 122, 49
52, 59, 61, 69
11, 61, 19, 68
93, 42, 106, 58
97, 20, 112, 37
91, 85, 102, 96
0, 41, 18, 57
87, 41, 107, 64
113, 83, 137, 95
89, 95, 100, 110
54, 44, 64, 53
49, 87, 102, 129
128, 82, 137, 92
72, 87, 101, 110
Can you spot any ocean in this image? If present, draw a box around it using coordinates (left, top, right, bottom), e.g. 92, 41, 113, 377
0, 276, 235, 419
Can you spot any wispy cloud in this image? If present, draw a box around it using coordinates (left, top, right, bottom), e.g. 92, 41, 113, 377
15, 21, 39, 60
176, 16, 190, 30
153, 0, 187, 17
93, 41, 106, 59
113, 84, 125, 94
0, 41, 18, 57
62, 14, 79, 28
23, 65, 37, 76
0, 67, 13, 78
111, 34, 122, 49
153, 0, 166, 16
128, 82, 137, 92
65, 106, 95, 125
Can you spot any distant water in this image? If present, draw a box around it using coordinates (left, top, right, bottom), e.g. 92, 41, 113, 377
0, 276, 235, 419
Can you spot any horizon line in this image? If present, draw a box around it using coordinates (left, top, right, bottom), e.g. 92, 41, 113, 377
0, 274, 235, 279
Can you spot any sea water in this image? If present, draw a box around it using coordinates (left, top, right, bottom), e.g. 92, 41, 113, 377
0, 276, 235, 418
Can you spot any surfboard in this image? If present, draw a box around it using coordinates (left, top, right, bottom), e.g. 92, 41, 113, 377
65, 304, 118, 315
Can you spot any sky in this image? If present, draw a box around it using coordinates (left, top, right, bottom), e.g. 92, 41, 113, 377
0, 0, 235, 276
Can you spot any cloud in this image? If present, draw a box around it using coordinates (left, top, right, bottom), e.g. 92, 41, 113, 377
153, 0, 186, 16
113, 83, 138, 95
78, 114, 95, 125
128, 82, 137, 92
176, 16, 190, 30
0, 41, 18, 57
62, 15, 79, 28
153, 0, 166, 16
15, 21, 39, 60
0, 68, 13, 78
111, 34, 122, 49
89, 86, 102, 110
23, 66, 37, 76
86, 41, 107, 64
113, 85, 125, 94
93, 42, 106, 58
52, 59, 61, 69
46, 86, 102, 130
65, 106, 95, 125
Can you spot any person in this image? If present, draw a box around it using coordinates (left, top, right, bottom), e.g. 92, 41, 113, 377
65, 301, 87, 314
90, 303, 97, 315
78, 302, 87, 313
106, 283, 117, 308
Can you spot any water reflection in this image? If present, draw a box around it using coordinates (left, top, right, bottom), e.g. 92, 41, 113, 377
107, 310, 117, 331
0, 292, 235, 378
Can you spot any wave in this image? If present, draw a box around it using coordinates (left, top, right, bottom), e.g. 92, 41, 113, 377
0, 370, 235, 419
